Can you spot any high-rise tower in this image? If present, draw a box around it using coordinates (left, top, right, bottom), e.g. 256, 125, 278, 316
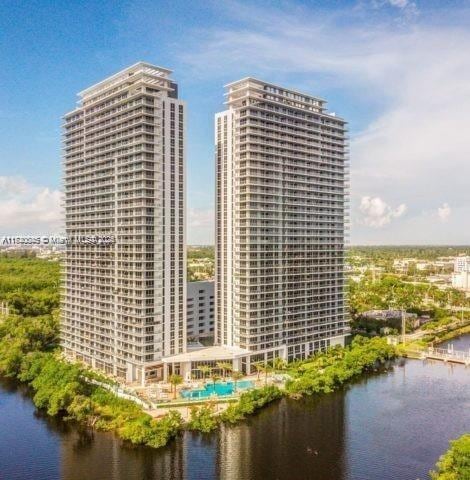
215, 78, 349, 363
62, 63, 186, 384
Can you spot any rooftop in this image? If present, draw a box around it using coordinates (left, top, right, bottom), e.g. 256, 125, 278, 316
78, 61, 173, 99
224, 76, 327, 104
162, 345, 250, 363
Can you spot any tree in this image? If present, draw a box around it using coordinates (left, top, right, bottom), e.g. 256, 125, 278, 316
168, 374, 183, 400
197, 365, 212, 380
260, 363, 272, 386
216, 361, 232, 378
210, 372, 221, 389
231, 371, 244, 392
253, 361, 264, 380
430, 434, 470, 480
188, 404, 219, 433
271, 357, 287, 372
252, 361, 271, 385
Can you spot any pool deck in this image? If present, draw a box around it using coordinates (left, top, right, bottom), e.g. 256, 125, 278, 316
128, 373, 283, 411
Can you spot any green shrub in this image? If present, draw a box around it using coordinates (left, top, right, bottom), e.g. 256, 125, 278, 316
430, 434, 470, 480
220, 386, 283, 424
286, 336, 397, 397
188, 404, 219, 433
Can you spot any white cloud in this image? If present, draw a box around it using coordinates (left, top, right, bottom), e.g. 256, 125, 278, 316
0, 176, 63, 234
359, 196, 407, 227
0, 176, 29, 196
370, 0, 418, 18
188, 208, 214, 228
188, 208, 214, 245
387, 0, 411, 8
437, 203, 451, 222
178, 3, 470, 244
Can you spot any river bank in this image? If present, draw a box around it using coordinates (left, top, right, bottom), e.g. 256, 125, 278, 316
1, 343, 469, 480
0, 323, 397, 449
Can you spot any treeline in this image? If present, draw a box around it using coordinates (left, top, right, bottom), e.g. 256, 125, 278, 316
348, 275, 469, 319
0, 256, 60, 316
187, 246, 214, 260
349, 246, 470, 262
0, 256, 185, 448
284, 336, 396, 396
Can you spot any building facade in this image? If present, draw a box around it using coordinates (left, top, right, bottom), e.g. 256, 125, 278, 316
215, 78, 349, 363
187, 281, 215, 341
452, 256, 470, 291
454, 256, 470, 273
62, 62, 186, 384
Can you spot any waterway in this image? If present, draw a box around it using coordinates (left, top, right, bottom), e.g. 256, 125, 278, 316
0, 335, 469, 480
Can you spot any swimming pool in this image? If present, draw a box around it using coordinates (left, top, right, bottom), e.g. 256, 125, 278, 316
180, 380, 254, 399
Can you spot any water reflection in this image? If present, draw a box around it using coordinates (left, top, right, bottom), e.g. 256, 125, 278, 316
61, 429, 187, 480
215, 393, 346, 480
0, 338, 469, 480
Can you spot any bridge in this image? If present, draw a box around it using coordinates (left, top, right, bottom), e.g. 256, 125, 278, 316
421, 346, 470, 366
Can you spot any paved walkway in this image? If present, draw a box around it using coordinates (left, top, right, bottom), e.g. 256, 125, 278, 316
148, 402, 230, 421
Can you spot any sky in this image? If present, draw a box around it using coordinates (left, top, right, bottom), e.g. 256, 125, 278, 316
0, 0, 469, 245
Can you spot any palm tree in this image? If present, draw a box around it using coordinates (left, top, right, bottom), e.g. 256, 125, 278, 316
216, 361, 233, 378
271, 357, 287, 372
253, 361, 264, 380
198, 365, 212, 380
258, 362, 271, 386
231, 371, 244, 392
168, 374, 183, 400
210, 372, 221, 391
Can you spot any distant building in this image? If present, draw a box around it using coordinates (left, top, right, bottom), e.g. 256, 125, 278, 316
452, 256, 470, 291
454, 256, 470, 273
187, 281, 215, 341
361, 310, 417, 321
452, 271, 470, 291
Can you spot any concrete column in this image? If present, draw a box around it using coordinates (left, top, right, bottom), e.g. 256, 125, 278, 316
182, 361, 191, 381
281, 345, 288, 360
232, 357, 241, 371
126, 363, 133, 383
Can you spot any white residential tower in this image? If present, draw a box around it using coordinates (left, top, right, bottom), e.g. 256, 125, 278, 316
215, 78, 349, 363
61, 63, 186, 384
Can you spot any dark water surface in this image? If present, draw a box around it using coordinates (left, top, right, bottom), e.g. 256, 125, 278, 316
1, 337, 469, 480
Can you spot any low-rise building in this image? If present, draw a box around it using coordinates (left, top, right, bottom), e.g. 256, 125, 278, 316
454, 256, 470, 273
451, 256, 470, 291
452, 271, 470, 291
361, 310, 417, 321
187, 281, 215, 341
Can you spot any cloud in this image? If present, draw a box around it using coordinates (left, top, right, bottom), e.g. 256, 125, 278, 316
0, 176, 29, 196
388, 0, 408, 6
177, 2, 470, 244
188, 208, 214, 245
359, 196, 407, 227
387, 0, 412, 9
437, 203, 451, 222
370, 0, 418, 18
0, 176, 63, 234
188, 208, 214, 228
